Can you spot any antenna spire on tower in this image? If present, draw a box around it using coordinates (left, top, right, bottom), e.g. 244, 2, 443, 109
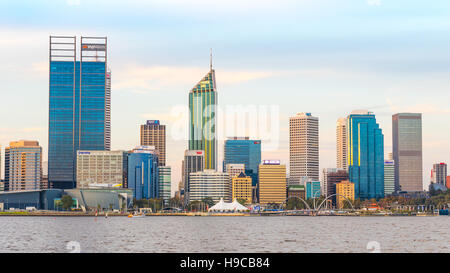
210, 48, 213, 70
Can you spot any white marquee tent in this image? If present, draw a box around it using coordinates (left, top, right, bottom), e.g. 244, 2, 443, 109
208, 198, 249, 212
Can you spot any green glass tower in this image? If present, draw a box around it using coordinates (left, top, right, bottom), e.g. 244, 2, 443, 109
189, 59, 217, 170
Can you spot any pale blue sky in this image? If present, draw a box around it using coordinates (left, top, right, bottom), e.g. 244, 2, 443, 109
1, 0, 450, 192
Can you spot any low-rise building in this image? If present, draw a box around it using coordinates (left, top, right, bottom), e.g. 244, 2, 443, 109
189, 170, 230, 203
231, 172, 252, 204
335, 180, 355, 209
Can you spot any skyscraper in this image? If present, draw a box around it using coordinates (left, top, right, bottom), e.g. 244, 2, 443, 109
431, 163, 447, 186
182, 150, 205, 194
127, 146, 159, 200
189, 58, 217, 170
5, 141, 42, 191
258, 160, 287, 204
141, 120, 166, 166
384, 159, 395, 196
392, 113, 423, 192
189, 170, 230, 203
347, 110, 384, 200
289, 113, 319, 183
223, 137, 261, 187
48, 36, 110, 189
336, 117, 348, 170
158, 166, 171, 205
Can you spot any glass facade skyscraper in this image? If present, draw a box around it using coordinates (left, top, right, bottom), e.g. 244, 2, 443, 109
127, 146, 159, 200
189, 63, 217, 170
347, 110, 384, 200
223, 137, 261, 187
392, 113, 423, 192
48, 36, 110, 189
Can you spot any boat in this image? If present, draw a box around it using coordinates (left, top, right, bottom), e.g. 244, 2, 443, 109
128, 211, 145, 218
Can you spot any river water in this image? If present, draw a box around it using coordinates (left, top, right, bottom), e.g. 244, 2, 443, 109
0, 216, 448, 253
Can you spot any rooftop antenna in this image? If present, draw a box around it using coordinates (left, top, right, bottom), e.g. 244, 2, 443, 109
210, 48, 213, 70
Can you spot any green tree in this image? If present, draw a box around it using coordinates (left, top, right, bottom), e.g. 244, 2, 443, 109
61, 195, 74, 211
201, 197, 215, 208
237, 198, 248, 206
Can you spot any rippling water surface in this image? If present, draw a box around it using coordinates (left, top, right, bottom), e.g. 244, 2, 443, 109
0, 216, 448, 253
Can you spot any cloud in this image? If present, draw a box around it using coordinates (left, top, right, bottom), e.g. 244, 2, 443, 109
112, 64, 278, 93
386, 98, 450, 115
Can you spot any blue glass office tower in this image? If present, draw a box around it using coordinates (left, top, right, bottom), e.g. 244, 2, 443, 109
127, 146, 159, 200
347, 110, 384, 200
48, 36, 110, 189
223, 137, 261, 187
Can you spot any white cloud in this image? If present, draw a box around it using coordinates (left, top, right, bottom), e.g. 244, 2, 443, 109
386, 98, 450, 115
112, 64, 279, 93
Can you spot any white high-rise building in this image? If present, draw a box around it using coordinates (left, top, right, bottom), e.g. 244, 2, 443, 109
189, 170, 230, 203
76, 150, 126, 188
336, 117, 348, 170
289, 113, 319, 183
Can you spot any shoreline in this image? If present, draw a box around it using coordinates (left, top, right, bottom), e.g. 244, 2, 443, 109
0, 212, 439, 217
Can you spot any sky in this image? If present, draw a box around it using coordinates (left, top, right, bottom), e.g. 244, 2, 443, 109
1, 0, 450, 194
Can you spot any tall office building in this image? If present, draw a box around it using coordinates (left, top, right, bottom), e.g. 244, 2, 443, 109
392, 113, 423, 192
348, 110, 384, 200
76, 150, 126, 188
158, 166, 171, 205
141, 120, 166, 166
431, 163, 447, 186
48, 36, 110, 189
305, 180, 321, 200
182, 150, 205, 195
289, 113, 319, 184
231, 172, 252, 204
225, 164, 245, 179
384, 159, 395, 196
189, 170, 230, 203
335, 181, 355, 209
5, 141, 42, 191
189, 58, 217, 170
127, 146, 159, 200
336, 117, 348, 170
223, 137, 261, 187
258, 160, 287, 204
322, 168, 348, 198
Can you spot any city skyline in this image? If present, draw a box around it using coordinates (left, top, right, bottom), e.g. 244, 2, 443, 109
2, 1, 450, 194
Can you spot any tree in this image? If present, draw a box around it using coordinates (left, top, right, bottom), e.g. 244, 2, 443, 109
61, 195, 73, 211
237, 198, 248, 206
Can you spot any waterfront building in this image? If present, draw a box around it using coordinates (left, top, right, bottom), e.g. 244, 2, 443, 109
289, 113, 319, 185
335, 180, 355, 209
336, 117, 348, 170
127, 146, 159, 200
347, 110, 384, 200
189, 58, 217, 170
189, 170, 230, 203
447, 176, 450, 189
258, 160, 286, 204
48, 36, 110, 189
305, 180, 321, 200
5, 141, 42, 191
322, 168, 348, 198
392, 113, 423, 192
223, 137, 261, 186
76, 150, 126, 188
158, 166, 171, 205
384, 159, 395, 196
182, 150, 205, 194
140, 120, 166, 166
432, 163, 447, 187
287, 185, 306, 201
0, 181, 4, 192
231, 172, 252, 205
225, 163, 246, 179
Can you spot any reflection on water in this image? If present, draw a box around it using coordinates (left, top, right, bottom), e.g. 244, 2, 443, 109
0, 216, 448, 253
